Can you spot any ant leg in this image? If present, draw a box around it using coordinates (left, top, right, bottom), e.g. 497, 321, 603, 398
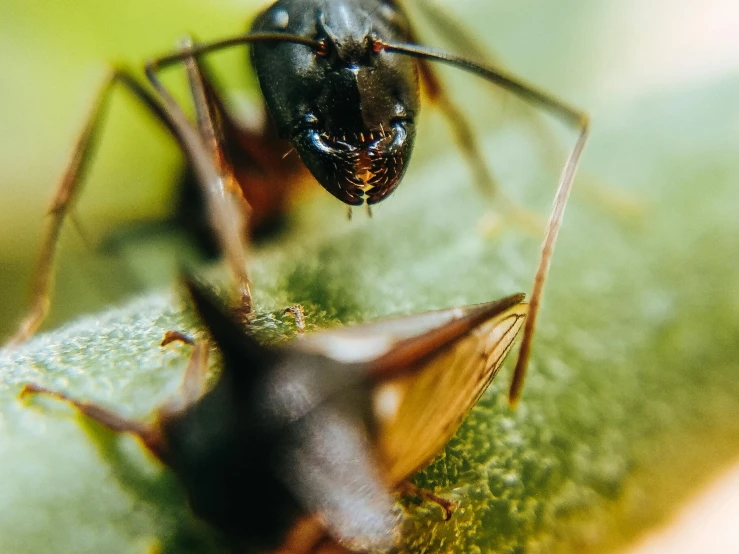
283, 304, 306, 335
508, 125, 588, 405
176, 51, 316, 333
377, 41, 589, 405
398, 11, 544, 234
397, 480, 456, 521
8, 60, 254, 345
416, 59, 544, 234
416, 58, 499, 198
274, 515, 336, 554
18, 383, 166, 461
174, 39, 254, 317
174, 51, 308, 246
409, 0, 643, 222
145, 34, 320, 238
5, 69, 185, 347
159, 337, 210, 415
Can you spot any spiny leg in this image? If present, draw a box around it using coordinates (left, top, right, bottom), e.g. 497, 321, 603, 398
395, 5, 544, 235
376, 41, 590, 406
159, 334, 210, 415
6, 69, 183, 347
145, 33, 321, 315
416, 58, 543, 235
397, 480, 456, 521
283, 304, 307, 336
409, 0, 642, 222
176, 39, 254, 317
19, 383, 165, 460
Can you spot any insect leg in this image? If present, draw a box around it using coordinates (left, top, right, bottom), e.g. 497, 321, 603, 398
283, 304, 307, 335
174, 53, 307, 246
416, 59, 498, 198
274, 515, 339, 554
159, 337, 210, 415
19, 383, 166, 461
416, 59, 544, 234
5, 69, 185, 347
175, 39, 255, 317
377, 41, 589, 406
393, 3, 544, 233
395, 7, 499, 197
139, 35, 326, 319
409, 0, 642, 221
397, 480, 456, 521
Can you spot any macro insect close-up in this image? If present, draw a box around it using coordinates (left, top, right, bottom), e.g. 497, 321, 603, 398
2, 0, 739, 553
19, 276, 528, 553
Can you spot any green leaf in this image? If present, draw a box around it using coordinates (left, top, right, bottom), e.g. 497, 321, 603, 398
2, 1, 739, 553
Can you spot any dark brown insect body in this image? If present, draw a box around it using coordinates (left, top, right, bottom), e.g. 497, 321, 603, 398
21, 277, 527, 552
251, 0, 419, 205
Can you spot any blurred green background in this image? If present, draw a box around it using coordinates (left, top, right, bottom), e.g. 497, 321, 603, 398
1, 0, 739, 552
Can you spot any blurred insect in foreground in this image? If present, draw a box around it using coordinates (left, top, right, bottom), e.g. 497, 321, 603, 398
9, 0, 588, 404
21, 276, 527, 552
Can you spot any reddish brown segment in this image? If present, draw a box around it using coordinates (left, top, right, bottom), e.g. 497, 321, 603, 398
221, 112, 313, 232
18, 383, 169, 463
160, 330, 195, 347
178, 61, 314, 236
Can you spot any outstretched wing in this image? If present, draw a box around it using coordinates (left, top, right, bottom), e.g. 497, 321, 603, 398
298, 295, 527, 484
373, 300, 527, 483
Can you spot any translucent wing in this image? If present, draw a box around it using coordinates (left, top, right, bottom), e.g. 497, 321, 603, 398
374, 301, 526, 483
298, 295, 527, 484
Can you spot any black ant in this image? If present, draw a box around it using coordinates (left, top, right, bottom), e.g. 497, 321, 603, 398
9, 0, 589, 405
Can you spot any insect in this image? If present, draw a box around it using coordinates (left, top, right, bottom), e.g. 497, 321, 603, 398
21, 275, 528, 552
9, 0, 589, 404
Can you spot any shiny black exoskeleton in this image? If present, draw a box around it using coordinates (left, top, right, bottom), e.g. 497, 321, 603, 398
250, 0, 419, 205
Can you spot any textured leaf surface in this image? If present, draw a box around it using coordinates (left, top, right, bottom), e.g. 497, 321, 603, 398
1, 1, 739, 553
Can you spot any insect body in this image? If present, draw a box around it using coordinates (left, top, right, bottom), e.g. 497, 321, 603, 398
21, 277, 527, 552
10, 0, 588, 405
250, 0, 420, 205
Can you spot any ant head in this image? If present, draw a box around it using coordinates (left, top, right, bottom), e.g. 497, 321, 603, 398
250, 0, 420, 205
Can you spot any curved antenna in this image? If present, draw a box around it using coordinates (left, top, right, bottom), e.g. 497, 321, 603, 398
147, 32, 324, 72
376, 40, 590, 407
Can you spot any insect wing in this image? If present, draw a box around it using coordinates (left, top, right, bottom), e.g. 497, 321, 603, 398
375, 301, 527, 484
297, 296, 520, 364
298, 296, 527, 484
